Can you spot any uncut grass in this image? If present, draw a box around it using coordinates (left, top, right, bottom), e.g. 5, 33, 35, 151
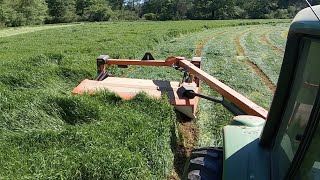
0, 24, 79, 38
0, 20, 289, 179
0, 53, 176, 179
0, 92, 176, 179
0, 20, 285, 83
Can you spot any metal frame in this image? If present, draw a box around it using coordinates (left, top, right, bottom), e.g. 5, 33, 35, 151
94, 55, 268, 119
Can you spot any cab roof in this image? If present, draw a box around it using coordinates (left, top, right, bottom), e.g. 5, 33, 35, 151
291, 5, 320, 36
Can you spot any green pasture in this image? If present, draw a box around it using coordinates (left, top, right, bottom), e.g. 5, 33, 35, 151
0, 19, 289, 179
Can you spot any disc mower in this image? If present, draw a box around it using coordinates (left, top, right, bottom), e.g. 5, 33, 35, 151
72, 56, 267, 119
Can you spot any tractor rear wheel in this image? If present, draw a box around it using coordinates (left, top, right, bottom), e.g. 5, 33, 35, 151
183, 147, 223, 180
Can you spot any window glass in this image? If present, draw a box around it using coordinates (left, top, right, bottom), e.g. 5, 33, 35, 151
271, 39, 320, 179
298, 112, 320, 179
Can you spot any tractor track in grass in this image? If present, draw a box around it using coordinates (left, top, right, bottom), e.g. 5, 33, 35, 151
169, 115, 199, 180
169, 31, 223, 180
195, 31, 225, 56
281, 31, 288, 39
235, 30, 276, 92
260, 30, 284, 54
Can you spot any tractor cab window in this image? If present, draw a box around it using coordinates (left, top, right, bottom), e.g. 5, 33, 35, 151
271, 38, 320, 179
298, 111, 320, 179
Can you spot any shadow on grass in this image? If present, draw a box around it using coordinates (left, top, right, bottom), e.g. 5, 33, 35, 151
170, 111, 193, 179
52, 96, 100, 125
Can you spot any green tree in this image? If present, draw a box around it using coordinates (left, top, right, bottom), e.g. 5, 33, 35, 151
76, 0, 94, 16
84, 0, 114, 21
108, 0, 124, 9
211, 0, 235, 19
188, 0, 214, 19
246, 0, 278, 18
19, 0, 48, 25
141, 0, 184, 20
175, 0, 192, 19
0, 0, 47, 27
46, 0, 77, 23
188, 0, 235, 19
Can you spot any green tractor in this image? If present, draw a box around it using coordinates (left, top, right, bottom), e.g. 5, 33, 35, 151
183, 5, 320, 180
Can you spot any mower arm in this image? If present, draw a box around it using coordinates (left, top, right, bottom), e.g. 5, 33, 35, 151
178, 60, 268, 119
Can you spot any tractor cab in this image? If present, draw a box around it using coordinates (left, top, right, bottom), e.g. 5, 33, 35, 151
184, 6, 320, 180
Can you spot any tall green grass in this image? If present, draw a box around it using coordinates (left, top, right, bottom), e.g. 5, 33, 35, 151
0, 92, 176, 179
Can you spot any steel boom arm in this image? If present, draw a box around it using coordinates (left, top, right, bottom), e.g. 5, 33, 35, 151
179, 60, 268, 119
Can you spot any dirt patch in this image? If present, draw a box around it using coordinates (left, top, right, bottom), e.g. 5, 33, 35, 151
244, 60, 276, 92
234, 31, 248, 56
281, 31, 288, 39
168, 113, 199, 180
234, 31, 276, 92
195, 37, 211, 56
169, 32, 221, 180
195, 32, 224, 56
177, 120, 199, 157
260, 31, 284, 54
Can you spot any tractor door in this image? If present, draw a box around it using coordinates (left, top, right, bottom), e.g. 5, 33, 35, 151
270, 37, 320, 180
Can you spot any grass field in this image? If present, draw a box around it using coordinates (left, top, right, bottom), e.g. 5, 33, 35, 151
0, 20, 290, 179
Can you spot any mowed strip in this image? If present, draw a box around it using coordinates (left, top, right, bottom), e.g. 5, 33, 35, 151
260, 30, 285, 54
196, 26, 276, 147
241, 25, 287, 85
234, 29, 276, 92
0, 24, 80, 38
195, 31, 225, 56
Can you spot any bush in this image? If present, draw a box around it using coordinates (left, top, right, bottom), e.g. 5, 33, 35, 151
143, 13, 158, 21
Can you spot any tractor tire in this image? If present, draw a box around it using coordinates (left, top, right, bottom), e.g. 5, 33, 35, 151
183, 147, 223, 180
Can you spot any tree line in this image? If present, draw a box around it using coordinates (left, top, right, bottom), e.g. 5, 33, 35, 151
0, 0, 317, 27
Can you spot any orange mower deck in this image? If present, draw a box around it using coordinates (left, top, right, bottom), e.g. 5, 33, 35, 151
72, 77, 200, 118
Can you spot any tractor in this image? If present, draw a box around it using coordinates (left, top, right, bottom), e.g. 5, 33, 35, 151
73, 5, 320, 180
